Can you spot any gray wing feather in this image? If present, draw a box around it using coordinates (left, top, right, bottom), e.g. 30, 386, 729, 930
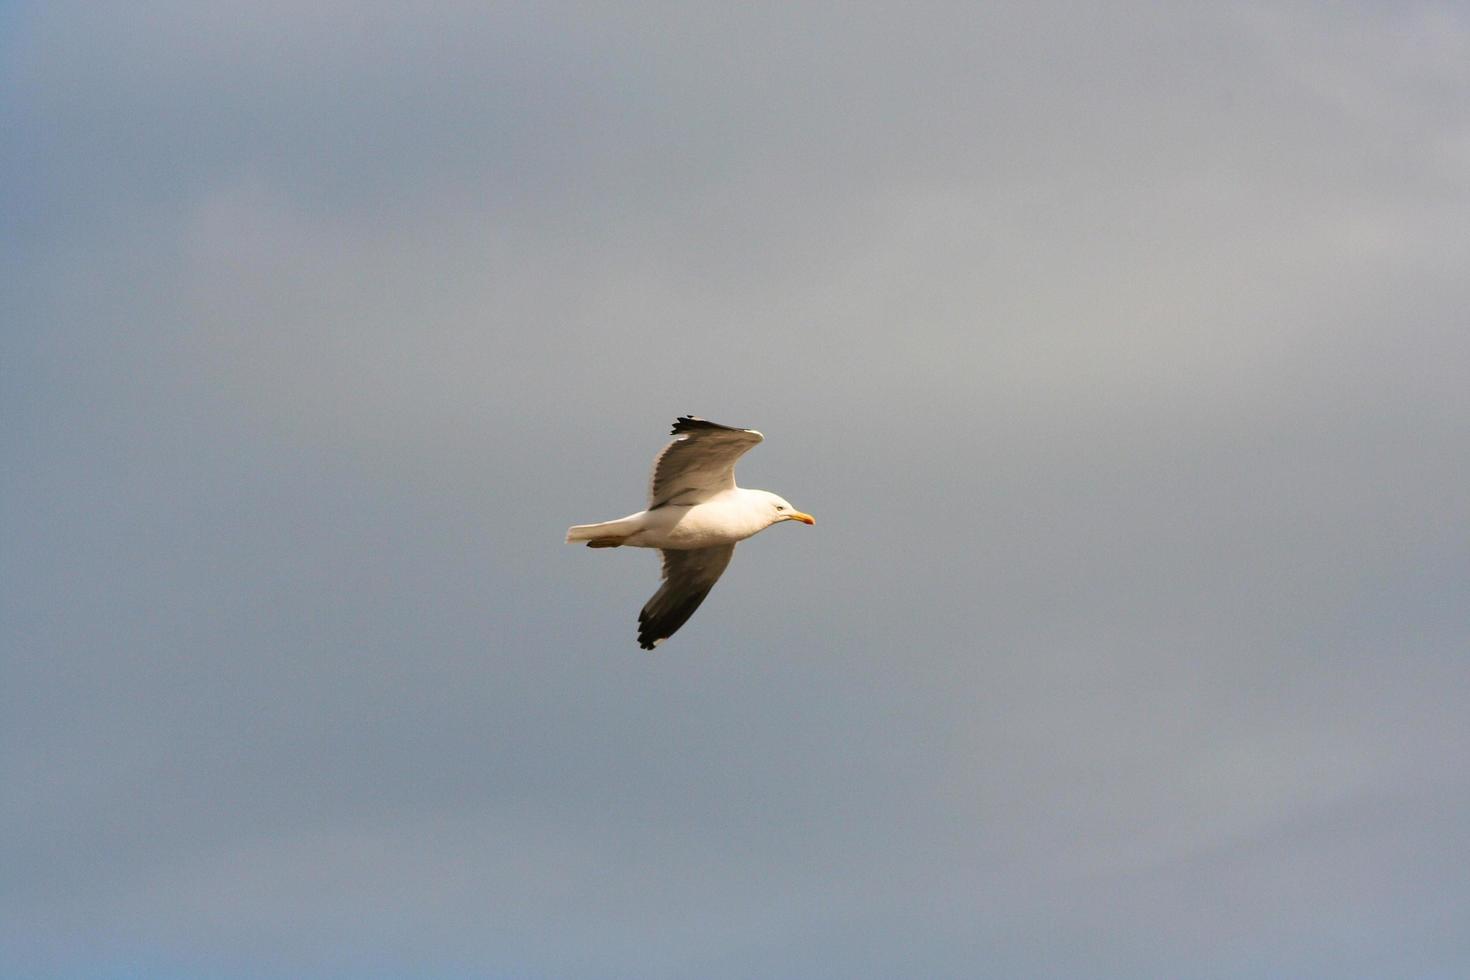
648, 416, 763, 508
637, 544, 736, 649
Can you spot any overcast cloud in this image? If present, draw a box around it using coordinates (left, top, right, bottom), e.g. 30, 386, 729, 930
4, 3, 1469, 977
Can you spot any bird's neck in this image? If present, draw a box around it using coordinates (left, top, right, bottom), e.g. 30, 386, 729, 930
729, 488, 778, 533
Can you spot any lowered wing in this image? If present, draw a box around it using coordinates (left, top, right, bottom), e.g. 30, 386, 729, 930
637, 544, 736, 649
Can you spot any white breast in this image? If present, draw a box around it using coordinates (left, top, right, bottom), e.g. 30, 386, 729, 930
638, 491, 770, 550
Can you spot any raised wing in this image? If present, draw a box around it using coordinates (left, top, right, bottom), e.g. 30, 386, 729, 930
648, 416, 764, 508
637, 544, 736, 649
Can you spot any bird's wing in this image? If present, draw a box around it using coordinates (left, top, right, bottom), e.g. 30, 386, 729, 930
648, 416, 764, 508
637, 544, 736, 649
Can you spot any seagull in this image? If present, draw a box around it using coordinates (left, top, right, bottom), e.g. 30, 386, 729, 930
566, 416, 815, 650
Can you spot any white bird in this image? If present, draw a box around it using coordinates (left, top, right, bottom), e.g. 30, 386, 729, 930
566, 416, 815, 650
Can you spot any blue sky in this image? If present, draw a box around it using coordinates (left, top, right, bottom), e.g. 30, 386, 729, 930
4, 3, 1469, 977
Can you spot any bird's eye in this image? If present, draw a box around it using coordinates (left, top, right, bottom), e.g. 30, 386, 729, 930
776, 505, 785, 511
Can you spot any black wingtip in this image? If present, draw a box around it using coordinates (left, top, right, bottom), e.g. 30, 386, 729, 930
637, 613, 663, 650
637, 585, 717, 651
671, 416, 745, 435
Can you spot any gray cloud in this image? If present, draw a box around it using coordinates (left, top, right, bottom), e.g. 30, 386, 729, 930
4, 2, 1469, 977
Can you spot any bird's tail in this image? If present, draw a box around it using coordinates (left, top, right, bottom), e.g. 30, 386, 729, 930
566, 516, 640, 546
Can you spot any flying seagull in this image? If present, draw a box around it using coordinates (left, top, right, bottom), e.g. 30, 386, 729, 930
566, 416, 815, 649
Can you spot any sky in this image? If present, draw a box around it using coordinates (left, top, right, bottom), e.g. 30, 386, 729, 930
3, 2, 1469, 977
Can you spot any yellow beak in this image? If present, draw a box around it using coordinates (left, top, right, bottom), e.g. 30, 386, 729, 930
788, 511, 815, 525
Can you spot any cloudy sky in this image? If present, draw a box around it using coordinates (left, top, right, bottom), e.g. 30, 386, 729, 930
4, 3, 1469, 977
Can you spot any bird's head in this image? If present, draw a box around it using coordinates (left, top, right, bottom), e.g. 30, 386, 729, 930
762, 492, 815, 527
